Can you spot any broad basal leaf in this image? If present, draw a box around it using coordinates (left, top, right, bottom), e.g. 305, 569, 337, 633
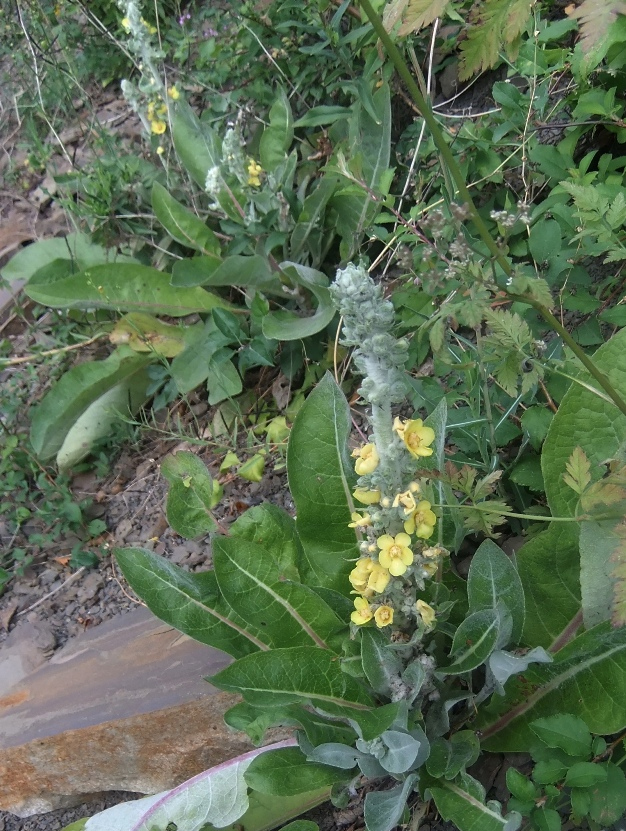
152, 181, 221, 257
518, 327, 626, 646
114, 547, 266, 657
478, 621, 626, 751
287, 373, 358, 593
30, 346, 152, 461
212, 537, 346, 651
210, 646, 375, 709
427, 776, 521, 831
109, 312, 190, 357
24, 263, 232, 316
262, 262, 336, 341
467, 539, 524, 645
1, 231, 133, 285
230, 503, 303, 582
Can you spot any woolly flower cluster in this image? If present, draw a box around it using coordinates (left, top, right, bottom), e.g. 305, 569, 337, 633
331, 264, 448, 635
118, 0, 176, 142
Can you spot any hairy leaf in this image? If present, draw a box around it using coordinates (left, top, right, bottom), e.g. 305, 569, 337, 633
210, 647, 375, 709
114, 547, 265, 657
287, 374, 358, 593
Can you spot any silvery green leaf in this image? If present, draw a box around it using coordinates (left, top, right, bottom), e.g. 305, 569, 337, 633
306, 743, 364, 769
409, 725, 431, 768
363, 774, 418, 831
425, 692, 474, 738
401, 660, 427, 706
379, 731, 422, 774
468, 539, 525, 645
361, 629, 402, 696
358, 756, 388, 779
488, 647, 553, 693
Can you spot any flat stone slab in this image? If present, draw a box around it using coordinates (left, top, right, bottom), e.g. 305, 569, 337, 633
0, 607, 267, 817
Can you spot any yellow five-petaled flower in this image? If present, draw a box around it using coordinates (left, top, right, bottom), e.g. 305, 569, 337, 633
403, 500, 437, 539
352, 443, 379, 475
377, 533, 414, 576
394, 417, 435, 459
351, 596, 373, 625
349, 558, 391, 596
374, 605, 394, 628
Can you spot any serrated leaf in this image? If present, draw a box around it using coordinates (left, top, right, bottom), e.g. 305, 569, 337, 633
530, 714, 592, 758
562, 446, 591, 495
459, 0, 535, 79
569, 0, 626, 54
564, 761, 607, 788
397, 0, 451, 35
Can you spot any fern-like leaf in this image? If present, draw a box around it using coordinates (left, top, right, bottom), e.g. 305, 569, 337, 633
459, 0, 536, 79
563, 446, 591, 496
569, 0, 626, 54
396, 0, 452, 36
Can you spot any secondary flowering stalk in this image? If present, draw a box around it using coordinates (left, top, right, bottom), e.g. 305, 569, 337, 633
330, 264, 446, 640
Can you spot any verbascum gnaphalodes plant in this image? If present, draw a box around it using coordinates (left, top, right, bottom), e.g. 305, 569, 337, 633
330, 264, 448, 643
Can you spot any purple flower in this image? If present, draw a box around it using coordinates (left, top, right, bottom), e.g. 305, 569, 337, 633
203, 27, 218, 37
178, 11, 192, 25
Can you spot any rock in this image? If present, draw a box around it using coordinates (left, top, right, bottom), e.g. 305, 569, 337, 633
0, 620, 56, 698
0, 608, 284, 817
75, 572, 104, 603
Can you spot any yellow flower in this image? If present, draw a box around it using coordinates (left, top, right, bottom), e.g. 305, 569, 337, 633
348, 512, 372, 528
168, 86, 180, 100
353, 488, 381, 505
368, 563, 391, 594
377, 533, 413, 577
416, 599, 436, 628
352, 443, 379, 475
404, 501, 437, 539
121, 16, 131, 31
392, 489, 417, 515
156, 145, 164, 155
247, 159, 263, 187
349, 558, 374, 594
374, 605, 394, 628
150, 120, 167, 135
394, 417, 435, 458
351, 597, 373, 625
